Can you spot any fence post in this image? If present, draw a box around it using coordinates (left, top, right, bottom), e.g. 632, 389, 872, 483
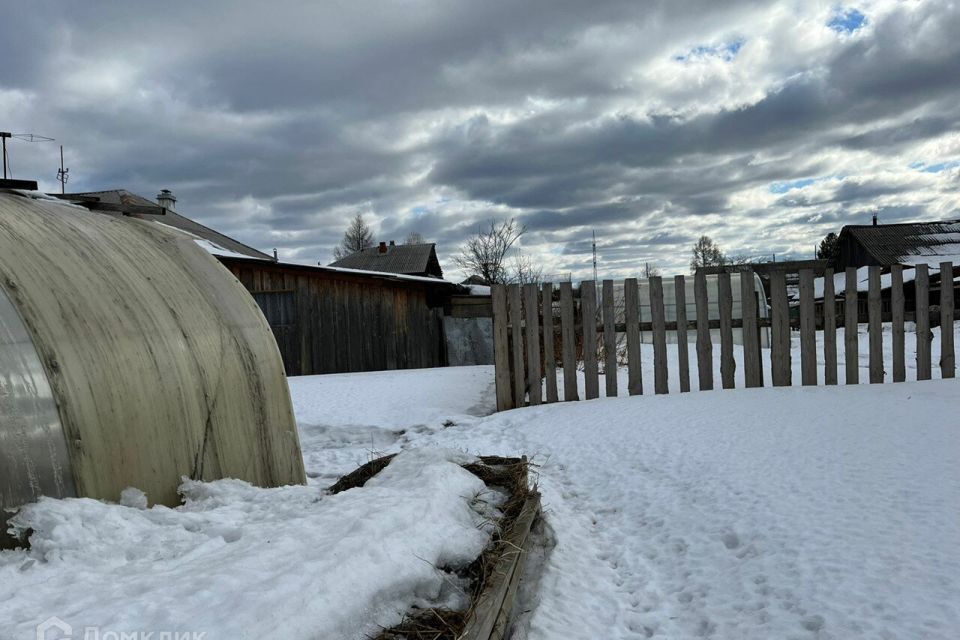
541, 283, 559, 402
523, 284, 542, 405
718, 272, 735, 389
940, 261, 955, 378
624, 277, 643, 395
740, 269, 762, 388
916, 264, 931, 380
649, 276, 669, 394
602, 279, 618, 397
508, 284, 526, 406
769, 270, 791, 386
891, 265, 906, 382
799, 269, 817, 386
694, 269, 713, 390
491, 284, 513, 411
674, 275, 691, 392
823, 268, 838, 385
844, 267, 859, 384
581, 280, 600, 399
559, 282, 579, 401
868, 266, 883, 383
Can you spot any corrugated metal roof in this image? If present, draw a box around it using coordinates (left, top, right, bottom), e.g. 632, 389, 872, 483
328, 243, 443, 277
841, 220, 960, 266
63, 190, 273, 261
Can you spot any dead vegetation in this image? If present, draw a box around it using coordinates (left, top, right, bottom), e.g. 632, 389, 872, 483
327, 454, 537, 640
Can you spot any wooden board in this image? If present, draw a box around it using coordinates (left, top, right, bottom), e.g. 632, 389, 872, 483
624, 278, 643, 396
674, 275, 690, 392
508, 284, 526, 406
740, 269, 761, 388
580, 280, 600, 400
491, 285, 513, 411
649, 276, 669, 394
718, 273, 735, 389
602, 279, 618, 397
769, 270, 791, 387
559, 282, 579, 401
799, 269, 817, 386
694, 270, 713, 390
844, 267, 859, 384
890, 265, 906, 383
867, 266, 883, 383
940, 261, 955, 379
541, 283, 559, 402
916, 264, 931, 380
823, 268, 837, 385
523, 284, 542, 405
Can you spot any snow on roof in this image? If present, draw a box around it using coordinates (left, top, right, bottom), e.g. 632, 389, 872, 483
840, 220, 960, 267
813, 263, 956, 299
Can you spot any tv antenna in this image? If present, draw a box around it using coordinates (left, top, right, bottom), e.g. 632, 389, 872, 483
1, 131, 56, 180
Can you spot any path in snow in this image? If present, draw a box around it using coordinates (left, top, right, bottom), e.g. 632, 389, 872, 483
296, 366, 960, 639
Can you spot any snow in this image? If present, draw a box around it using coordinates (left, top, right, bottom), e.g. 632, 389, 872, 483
813, 261, 957, 298
3, 341, 960, 638
1, 448, 496, 640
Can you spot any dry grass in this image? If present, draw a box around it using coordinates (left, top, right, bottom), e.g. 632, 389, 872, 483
326, 454, 535, 640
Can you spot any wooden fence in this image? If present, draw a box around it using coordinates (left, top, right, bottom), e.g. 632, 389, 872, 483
491, 263, 957, 411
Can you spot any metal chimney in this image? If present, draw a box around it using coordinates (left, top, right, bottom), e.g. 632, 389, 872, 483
156, 189, 177, 212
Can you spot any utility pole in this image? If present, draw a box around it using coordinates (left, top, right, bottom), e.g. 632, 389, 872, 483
591, 229, 598, 283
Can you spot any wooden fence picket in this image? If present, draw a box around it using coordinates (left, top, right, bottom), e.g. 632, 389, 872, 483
740, 269, 762, 388
541, 282, 559, 402
844, 267, 859, 384
602, 279, 618, 397
940, 261, 955, 378
891, 265, 906, 383
868, 266, 883, 383
491, 284, 513, 411
916, 265, 931, 380
694, 270, 713, 391
559, 282, 579, 401
508, 284, 526, 406
799, 269, 817, 386
674, 275, 691, 392
624, 277, 643, 395
581, 280, 600, 399
718, 273, 735, 389
523, 283, 542, 405
649, 276, 668, 394
769, 270, 791, 386
823, 268, 838, 385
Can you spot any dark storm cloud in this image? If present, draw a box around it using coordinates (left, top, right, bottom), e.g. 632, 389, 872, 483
2, 0, 959, 275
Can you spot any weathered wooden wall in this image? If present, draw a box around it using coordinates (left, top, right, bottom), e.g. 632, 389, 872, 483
223, 260, 448, 375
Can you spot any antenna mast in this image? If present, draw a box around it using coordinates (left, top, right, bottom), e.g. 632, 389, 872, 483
57, 145, 69, 194
0, 131, 55, 180
592, 229, 598, 283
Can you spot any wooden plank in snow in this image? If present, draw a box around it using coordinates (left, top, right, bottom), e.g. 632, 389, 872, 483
649, 276, 668, 394
523, 283, 542, 405
694, 269, 713, 390
559, 282, 579, 401
718, 273, 735, 389
491, 284, 513, 411
823, 268, 837, 385
891, 265, 905, 383
868, 266, 883, 384
541, 282, 558, 402
580, 280, 599, 400
624, 277, 643, 395
769, 270, 791, 387
602, 279, 618, 397
799, 269, 817, 386
844, 267, 859, 384
674, 275, 690, 392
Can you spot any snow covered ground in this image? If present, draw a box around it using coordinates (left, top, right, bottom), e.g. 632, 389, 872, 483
2, 345, 959, 639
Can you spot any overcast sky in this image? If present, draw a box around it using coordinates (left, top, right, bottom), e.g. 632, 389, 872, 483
3, 0, 958, 277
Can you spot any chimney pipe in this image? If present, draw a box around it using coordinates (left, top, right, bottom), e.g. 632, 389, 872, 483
378, 241, 387, 254
872, 212, 877, 226
157, 189, 177, 212
389, 240, 395, 246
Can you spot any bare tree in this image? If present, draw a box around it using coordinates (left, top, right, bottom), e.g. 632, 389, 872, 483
333, 214, 375, 260
690, 235, 725, 272
405, 231, 425, 245
644, 262, 661, 278
512, 251, 544, 285
454, 218, 527, 285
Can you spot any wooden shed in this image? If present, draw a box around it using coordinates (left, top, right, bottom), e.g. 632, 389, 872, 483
0, 188, 305, 545
219, 258, 458, 375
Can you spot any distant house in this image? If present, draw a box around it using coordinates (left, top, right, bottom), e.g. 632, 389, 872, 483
329, 241, 443, 278
835, 220, 960, 269
813, 219, 960, 323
